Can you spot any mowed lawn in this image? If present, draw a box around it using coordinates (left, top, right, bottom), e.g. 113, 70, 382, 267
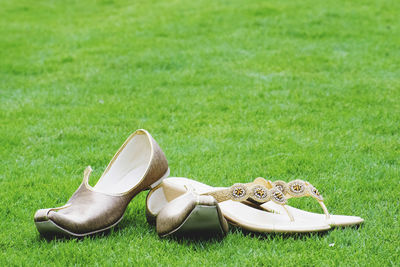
0, 0, 399, 265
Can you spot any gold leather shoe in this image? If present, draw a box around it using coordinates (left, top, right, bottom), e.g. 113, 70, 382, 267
34, 129, 169, 237
146, 185, 229, 238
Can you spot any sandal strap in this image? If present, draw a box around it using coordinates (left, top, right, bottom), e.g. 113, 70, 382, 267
202, 183, 295, 221
254, 178, 330, 219
202, 183, 288, 205
270, 179, 323, 201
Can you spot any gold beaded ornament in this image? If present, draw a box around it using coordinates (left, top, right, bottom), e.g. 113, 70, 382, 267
271, 179, 323, 201
203, 183, 287, 205
265, 178, 329, 219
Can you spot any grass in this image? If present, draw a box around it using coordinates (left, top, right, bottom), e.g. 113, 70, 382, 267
0, 0, 399, 265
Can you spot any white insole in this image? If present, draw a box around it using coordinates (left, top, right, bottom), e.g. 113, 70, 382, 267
94, 134, 152, 194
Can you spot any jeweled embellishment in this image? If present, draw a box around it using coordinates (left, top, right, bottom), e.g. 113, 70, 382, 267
251, 185, 268, 202
272, 180, 287, 194
271, 188, 286, 204
230, 184, 248, 201
312, 188, 319, 196
309, 185, 323, 201
233, 188, 244, 197
276, 185, 284, 192
288, 180, 306, 196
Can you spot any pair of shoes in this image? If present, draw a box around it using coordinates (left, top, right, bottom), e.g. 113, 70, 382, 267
34, 129, 363, 238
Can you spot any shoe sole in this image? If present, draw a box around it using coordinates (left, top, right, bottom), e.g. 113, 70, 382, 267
34, 215, 125, 238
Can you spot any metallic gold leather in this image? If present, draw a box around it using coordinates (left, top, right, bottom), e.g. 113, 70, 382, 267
145, 190, 158, 226
156, 192, 198, 236
216, 204, 229, 234
45, 183, 132, 234
34, 209, 51, 222
34, 129, 169, 236
156, 192, 227, 236
34, 204, 71, 222
143, 132, 169, 190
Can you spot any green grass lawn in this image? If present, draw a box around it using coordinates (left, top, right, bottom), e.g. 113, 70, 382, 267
1, 0, 399, 265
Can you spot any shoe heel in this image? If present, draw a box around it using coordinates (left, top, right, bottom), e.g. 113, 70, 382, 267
161, 204, 227, 238
149, 168, 170, 189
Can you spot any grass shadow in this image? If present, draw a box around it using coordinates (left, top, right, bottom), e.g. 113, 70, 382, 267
34, 214, 140, 242
35, 228, 115, 242
161, 231, 226, 243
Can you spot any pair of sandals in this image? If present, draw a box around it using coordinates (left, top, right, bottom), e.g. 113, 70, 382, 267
34, 129, 363, 238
